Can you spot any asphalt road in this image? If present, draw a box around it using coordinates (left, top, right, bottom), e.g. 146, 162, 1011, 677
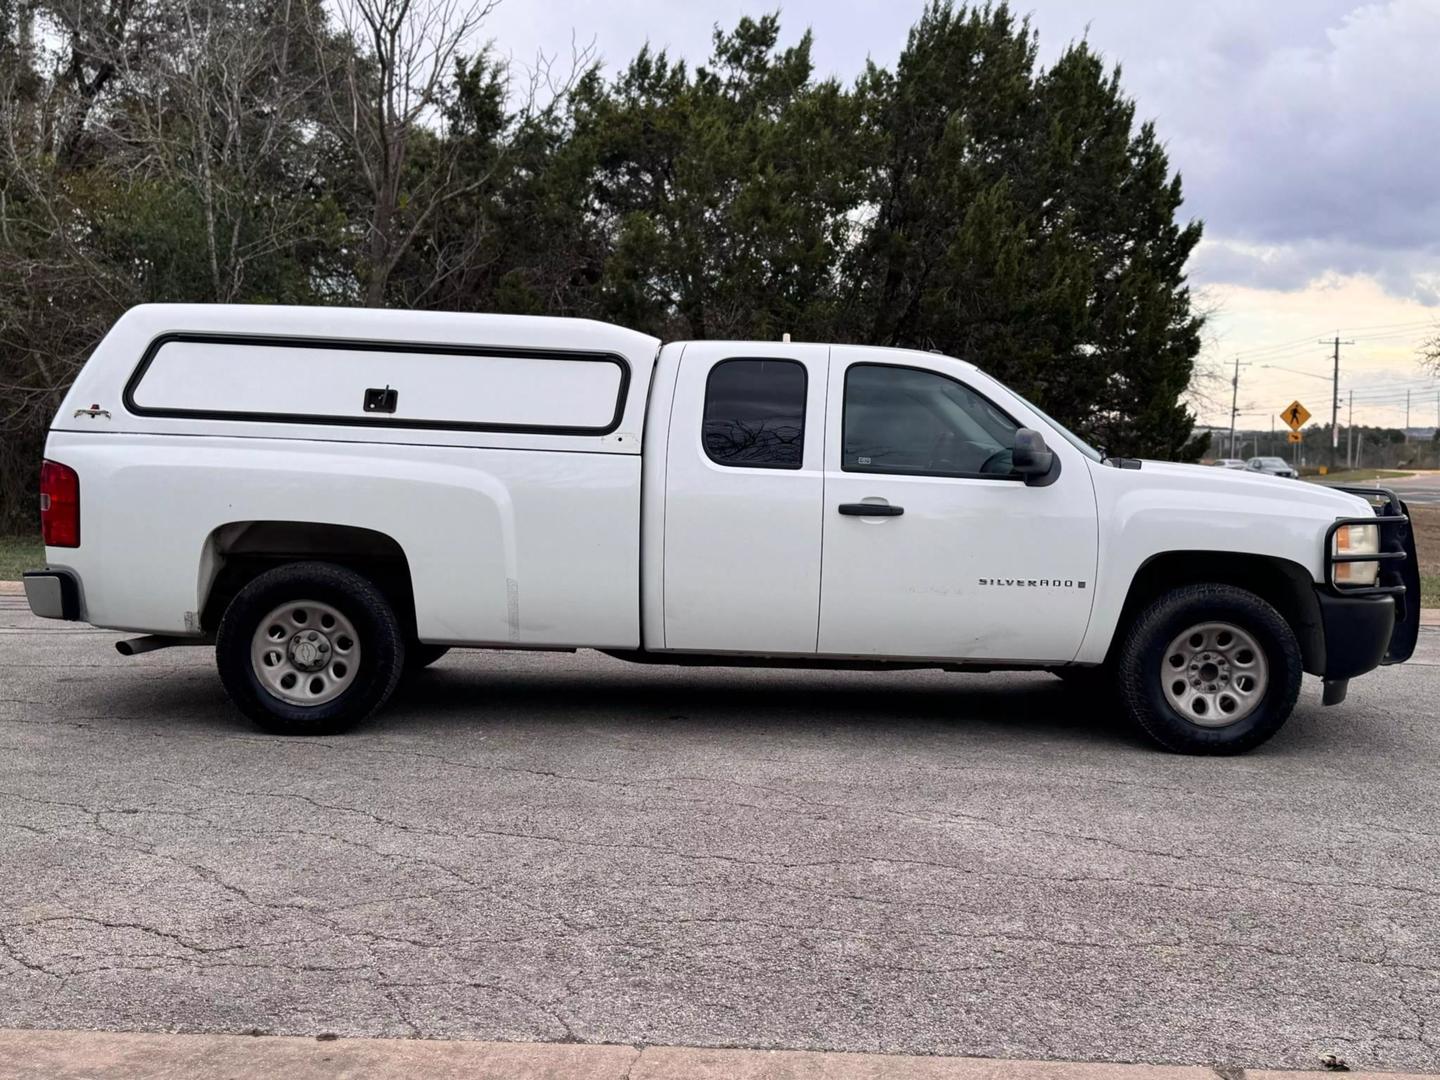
1392, 473, 1440, 506
1320, 472, 1440, 506
3, 594, 1440, 1071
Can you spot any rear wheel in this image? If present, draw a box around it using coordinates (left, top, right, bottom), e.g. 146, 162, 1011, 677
216, 561, 405, 735
1117, 583, 1302, 754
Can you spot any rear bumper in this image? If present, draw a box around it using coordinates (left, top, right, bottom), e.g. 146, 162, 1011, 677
23, 569, 81, 621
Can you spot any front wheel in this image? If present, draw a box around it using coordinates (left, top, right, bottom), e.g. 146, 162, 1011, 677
216, 561, 406, 735
1117, 584, 1302, 755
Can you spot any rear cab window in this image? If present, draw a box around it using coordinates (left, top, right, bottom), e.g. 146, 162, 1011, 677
702, 358, 808, 469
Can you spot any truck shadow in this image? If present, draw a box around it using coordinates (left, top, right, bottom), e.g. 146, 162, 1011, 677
68, 650, 1338, 754
385, 659, 1147, 749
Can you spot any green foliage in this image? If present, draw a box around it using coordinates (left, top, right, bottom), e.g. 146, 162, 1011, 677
844, 2, 1205, 459
0, 0, 1209, 527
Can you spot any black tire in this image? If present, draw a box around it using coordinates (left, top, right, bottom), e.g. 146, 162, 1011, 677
216, 561, 406, 735
1117, 583, 1302, 755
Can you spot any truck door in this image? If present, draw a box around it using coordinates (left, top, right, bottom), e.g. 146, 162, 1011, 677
661, 342, 829, 653
817, 348, 1098, 662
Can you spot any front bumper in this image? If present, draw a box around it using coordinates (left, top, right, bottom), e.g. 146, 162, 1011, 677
23, 569, 81, 621
1315, 590, 1396, 679
1314, 486, 1421, 679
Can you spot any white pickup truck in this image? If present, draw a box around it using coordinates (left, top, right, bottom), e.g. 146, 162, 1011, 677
25, 305, 1420, 754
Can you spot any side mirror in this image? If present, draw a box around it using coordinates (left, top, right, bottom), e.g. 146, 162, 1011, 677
1011, 428, 1056, 485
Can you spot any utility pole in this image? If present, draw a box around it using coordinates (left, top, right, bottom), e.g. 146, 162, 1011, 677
1346, 391, 1354, 468
1229, 356, 1240, 458
1228, 356, 1250, 458
1321, 334, 1354, 471
1405, 389, 1411, 442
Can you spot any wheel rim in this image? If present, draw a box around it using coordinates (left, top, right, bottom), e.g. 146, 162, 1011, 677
1160, 621, 1269, 727
250, 599, 361, 707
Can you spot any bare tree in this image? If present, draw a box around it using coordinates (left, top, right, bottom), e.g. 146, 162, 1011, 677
316, 0, 500, 306
1420, 327, 1440, 377
117, 0, 330, 300
45, 0, 149, 167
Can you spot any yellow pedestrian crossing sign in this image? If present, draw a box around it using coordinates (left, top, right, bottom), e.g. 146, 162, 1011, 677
1281, 400, 1311, 431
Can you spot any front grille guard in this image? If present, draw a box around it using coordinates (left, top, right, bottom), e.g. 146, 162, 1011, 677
1324, 485, 1420, 664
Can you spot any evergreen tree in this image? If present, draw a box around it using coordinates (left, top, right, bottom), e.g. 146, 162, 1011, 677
571, 15, 866, 340
846, 2, 1206, 458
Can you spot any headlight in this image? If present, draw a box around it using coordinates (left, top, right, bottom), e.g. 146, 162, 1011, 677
1332, 522, 1380, 587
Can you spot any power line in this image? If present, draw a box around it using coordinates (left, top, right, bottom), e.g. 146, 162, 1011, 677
1229, 319, 1436, 359
1344, 383, 1440, 403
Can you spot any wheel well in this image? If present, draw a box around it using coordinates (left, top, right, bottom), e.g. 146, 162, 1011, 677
199, 521, 416, 635
1111, 551, 1324, 674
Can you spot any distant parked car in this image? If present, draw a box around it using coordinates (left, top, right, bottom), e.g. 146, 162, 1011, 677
1245, 456, 1298, 479
1211, 458, 1247, 469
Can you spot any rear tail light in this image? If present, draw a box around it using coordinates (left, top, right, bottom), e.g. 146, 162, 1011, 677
40, 459, 80, 548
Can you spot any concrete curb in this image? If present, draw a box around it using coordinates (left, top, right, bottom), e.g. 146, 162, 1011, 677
0, 581, 21, 595
0, 1030, 1431, 1080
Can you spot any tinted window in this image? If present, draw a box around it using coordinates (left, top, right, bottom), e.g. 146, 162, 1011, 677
843, 364, 1019, 478
703, 359, 807, 469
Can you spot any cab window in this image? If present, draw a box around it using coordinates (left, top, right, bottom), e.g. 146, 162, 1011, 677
842, 364, 1019, 478
703, 358, 807, 469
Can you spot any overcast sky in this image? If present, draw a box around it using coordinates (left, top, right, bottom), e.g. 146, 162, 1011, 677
485, 0, 1440, 429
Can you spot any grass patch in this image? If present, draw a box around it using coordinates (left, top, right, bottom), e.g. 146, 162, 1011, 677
1302, 469, 1412, 484
1409, 506, 1440, 609
1421, 575, 1440, 610
0, 534, 43, 581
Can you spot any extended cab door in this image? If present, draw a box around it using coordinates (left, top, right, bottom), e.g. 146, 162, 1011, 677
817, 348, 1098, 662
661, 342, 829, 653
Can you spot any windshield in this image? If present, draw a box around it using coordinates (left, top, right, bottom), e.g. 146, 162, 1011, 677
1009, 390, 1105, 463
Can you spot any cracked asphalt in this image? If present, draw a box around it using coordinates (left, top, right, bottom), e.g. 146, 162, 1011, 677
2, 592, 1439, 1071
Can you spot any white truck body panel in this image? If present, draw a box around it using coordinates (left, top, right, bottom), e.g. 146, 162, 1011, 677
660, 341, 831, 654
45, 431, 644, 647
817, 347, 1099, 662
42, 303, 1383, 673
1074, 461, 1361, 664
